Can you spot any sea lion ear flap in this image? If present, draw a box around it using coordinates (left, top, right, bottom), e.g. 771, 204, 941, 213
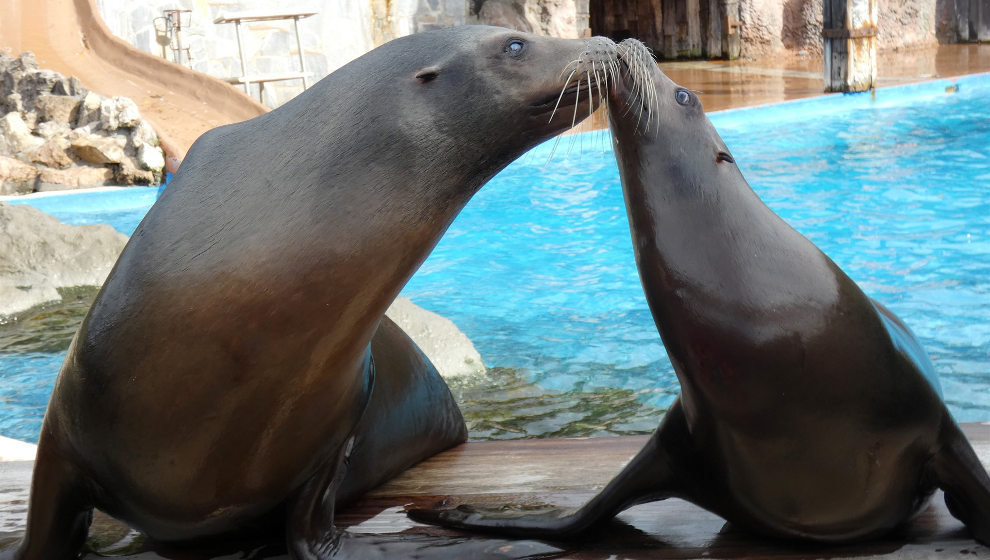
933, 421, 990, 545
415, 66, 440, 83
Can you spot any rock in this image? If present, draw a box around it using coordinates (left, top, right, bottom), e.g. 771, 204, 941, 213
35, 165, 114, 190
76, 92, 102, 128
16, 69, 63, 109
129, 120, 158, 149
3, 92, 23, 114
0, 52, 164, 186
99, 96, 140, 131
136, 142, 165, 172
29, 137, 74, 169
0, 156, 39, 195
70, 135, 125, 164
385, 297, 487, 378
478, 0, 534, 32
34, 120, 71, 140
21, 111, 38, 131
52, 76, 85, 97
0, 202, 128, 318
0, 280, 61, 320
0, 112, 43, 155
34, 94, 81, 124
114, 156, 156, 185
3, 52, 38, 74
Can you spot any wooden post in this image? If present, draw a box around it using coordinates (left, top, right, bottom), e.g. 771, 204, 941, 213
724, 0, 742, 59
822, 0, 877, 92
972, 0, 990, 40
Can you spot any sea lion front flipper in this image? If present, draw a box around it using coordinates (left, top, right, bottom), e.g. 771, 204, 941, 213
287, 436, 562, 559
3, 429, 92, 559
933, 419, 990, 545
286, 434, 352, 559
408, 399, 694, 539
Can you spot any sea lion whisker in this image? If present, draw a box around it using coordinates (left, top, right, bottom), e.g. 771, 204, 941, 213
587, 72, 595, 125
558, 59, 580, 80
549, 68, 579, 124
595, 60, 607, 93
545, 134, 563, 167
571, 74, 582, 131
590, 65, 606, 120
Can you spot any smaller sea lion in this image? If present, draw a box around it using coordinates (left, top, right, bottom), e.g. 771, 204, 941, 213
410, 38, 990, 547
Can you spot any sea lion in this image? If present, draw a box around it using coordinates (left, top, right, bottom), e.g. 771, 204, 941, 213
3, 26, 618, 559
409, 39, 990, 546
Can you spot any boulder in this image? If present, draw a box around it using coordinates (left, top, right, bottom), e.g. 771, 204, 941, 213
99, 96, 141, 131
3, 92, 23, 115
129, 120, 158, 150
29, 137, 74, 169
385, 297, 487, 378
15, 69, 63, 111
35, 165, 114, 191
70, 135, 125, 164
0, 156, 39, 195
75, 92, 102, 128
34, 120, 71, 140
0, 202, 127, 318
136, 142, 165, 172
114, 156, 156, 185
34, 94, 81, 124
0, 112, 43, 155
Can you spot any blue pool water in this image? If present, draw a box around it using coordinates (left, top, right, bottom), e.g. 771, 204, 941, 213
1, 74, 988, 442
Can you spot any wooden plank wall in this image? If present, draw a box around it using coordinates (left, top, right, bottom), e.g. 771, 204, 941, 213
589, 0, 735, 59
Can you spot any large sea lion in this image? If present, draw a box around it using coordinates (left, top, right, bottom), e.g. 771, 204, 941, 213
409, 39, 990, 546
3, 26, 618, 559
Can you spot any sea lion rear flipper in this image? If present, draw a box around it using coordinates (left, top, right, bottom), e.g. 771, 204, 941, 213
408, 399, 693, 539
4, 429, 92, 559
933, 419, 990, 545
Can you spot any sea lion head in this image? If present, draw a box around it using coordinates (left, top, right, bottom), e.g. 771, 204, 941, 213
607, 39, 736, 176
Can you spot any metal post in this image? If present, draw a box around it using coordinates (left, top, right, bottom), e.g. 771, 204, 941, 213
292, 16, 308, 89
234, 20, 251, 95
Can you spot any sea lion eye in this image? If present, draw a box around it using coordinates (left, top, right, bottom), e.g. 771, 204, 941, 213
675, 90, 692, 105
505, 39, 526, 57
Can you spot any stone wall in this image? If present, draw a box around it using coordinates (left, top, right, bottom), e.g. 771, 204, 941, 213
0, 53, 165, 194
742, 0, 937, 58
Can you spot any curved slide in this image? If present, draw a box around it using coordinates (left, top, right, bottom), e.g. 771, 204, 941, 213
0, 0, 269, 167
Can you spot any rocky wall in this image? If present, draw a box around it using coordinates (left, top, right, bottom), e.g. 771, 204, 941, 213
0, 53, 165, 195
743, 0, 937, 59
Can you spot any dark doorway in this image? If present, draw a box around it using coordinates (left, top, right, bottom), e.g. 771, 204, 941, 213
588, 0, 740, 59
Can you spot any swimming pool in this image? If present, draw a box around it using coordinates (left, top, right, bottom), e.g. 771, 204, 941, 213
1, 73, 988, 443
